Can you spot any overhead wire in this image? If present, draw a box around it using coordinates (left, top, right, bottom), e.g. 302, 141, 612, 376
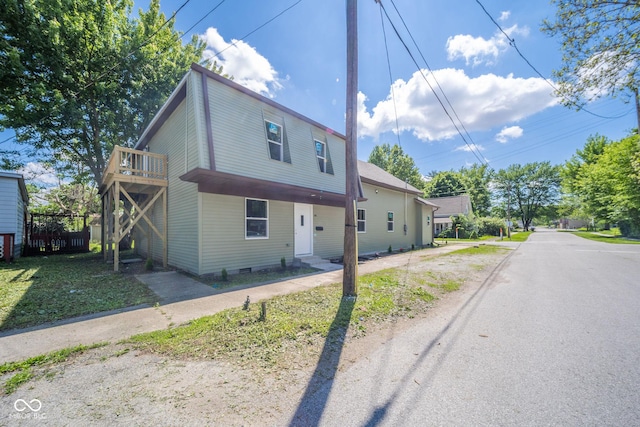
473, 0, 630, 120
2, 0, 199, 168
376, 0, 489, 166
387, 0, 489, 165
378, 5, 403, 148
180, 0, 227, 39
209, 0, 304, 59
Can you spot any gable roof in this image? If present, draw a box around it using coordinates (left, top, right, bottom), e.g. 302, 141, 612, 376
135, 63, 346, 151
426, 194, 472, 216
357, 161, 422, 195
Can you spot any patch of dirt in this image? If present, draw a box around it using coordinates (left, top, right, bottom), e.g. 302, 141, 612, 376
0, 248, 511, 426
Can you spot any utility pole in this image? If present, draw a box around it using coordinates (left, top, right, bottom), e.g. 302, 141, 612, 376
342, 0, 358, 297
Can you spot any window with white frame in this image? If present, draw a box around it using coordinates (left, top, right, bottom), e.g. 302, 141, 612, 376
245, 198, 268, 239
357, 208, 366, 233
265, 120, 283, 161
315, 140, 327, 173
387, 211, 394, 232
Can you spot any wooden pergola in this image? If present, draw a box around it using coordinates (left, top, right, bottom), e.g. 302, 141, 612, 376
100, 146, 168, 271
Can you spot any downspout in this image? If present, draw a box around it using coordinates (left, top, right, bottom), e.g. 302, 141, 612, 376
404, 180, 408, 236
432, 206, 439, 243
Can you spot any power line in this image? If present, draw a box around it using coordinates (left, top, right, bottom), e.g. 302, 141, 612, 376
376, 0, 489, 166
180, 0, 227, 39
378, 4, 402, 148
209, 0, 304, 59
387, 0, 487, 164
473, 0, 629, 121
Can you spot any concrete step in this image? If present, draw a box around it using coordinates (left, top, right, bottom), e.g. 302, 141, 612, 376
294, 255, 342, 272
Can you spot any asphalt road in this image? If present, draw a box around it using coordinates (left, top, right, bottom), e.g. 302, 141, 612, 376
288, 229, 640, 426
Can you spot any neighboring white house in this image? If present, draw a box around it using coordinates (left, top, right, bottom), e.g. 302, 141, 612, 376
0, 171, 29, 261
427, 194, 473, 236
102, 63, 437, 275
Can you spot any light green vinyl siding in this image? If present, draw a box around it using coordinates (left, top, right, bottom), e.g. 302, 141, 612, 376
204, 74, 345, 194
188, 71, 209, 170
142, 97, 200, 274
312, 205, 344, 259
357, 184, 420, 254
200, 194, 294, 275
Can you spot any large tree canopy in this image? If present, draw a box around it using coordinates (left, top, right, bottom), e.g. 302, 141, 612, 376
494, 162, 561, 231
423, 170, 466, 199
367, 143, 424, 190
0, 0, 206, 185
458, 163, 492, 217
563, 135, 640, 235
542, 0, 640, 129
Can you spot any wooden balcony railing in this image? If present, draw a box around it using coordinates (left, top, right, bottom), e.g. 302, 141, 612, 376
102, 146, 167, 187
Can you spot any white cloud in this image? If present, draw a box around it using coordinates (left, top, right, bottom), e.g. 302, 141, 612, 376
455, 143, 485, 152
18, 162, 59, 187
201, 27, 282, 97
498, 11, 511, 22
496, 125, 524, 143
446, 25, 529, 66
358, 68, 557, 141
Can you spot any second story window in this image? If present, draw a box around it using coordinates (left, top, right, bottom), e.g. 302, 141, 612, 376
315, 140, 327, 173
265, 120, 283, 161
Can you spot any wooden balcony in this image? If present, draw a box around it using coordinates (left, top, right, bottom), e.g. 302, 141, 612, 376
101, 145, 168, 271
101, 146, 167, 194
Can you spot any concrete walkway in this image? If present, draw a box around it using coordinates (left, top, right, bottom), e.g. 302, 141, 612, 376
0, 244, 473, 364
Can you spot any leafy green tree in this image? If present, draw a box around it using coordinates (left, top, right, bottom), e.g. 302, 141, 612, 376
367, 143, 424, 190
494, 162, 561, 231
575, 135, 640, 235
542, 1, 640, 130
424, 170, 466, 198
458, 163, 492, 216
560, 134, 609, 221
0, 0, 206, 185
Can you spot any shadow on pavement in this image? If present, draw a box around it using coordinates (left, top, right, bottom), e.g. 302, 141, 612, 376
288, 296, 356, 427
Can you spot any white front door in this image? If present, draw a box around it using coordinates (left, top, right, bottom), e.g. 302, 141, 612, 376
294, 203, 313, 256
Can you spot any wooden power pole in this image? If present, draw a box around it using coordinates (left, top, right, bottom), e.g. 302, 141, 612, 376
342, 0, 358, 297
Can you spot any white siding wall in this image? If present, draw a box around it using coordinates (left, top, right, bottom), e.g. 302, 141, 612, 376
0, 176, 25, 259
205, 74, 345, 195
0, 178, 18, 234
200, 193, 294, 275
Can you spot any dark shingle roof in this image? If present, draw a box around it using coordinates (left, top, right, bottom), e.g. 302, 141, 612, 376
357, 160, 422, 195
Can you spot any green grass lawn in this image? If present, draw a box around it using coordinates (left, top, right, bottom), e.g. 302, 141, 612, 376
570, 231, 640, 244
128, 245, 508, 369
0, 251, 159, 331
506, 231, 532, 242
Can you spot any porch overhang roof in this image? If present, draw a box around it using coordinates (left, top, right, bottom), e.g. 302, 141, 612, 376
180, 168, 364, 207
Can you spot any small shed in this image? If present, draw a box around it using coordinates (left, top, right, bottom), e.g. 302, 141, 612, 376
0, 171, 29, 262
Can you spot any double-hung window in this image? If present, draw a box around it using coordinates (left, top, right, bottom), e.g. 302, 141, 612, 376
265, 121, 283, 161
246, 198, 268, 239
357, 209, 366, 233
387, 211, 394, 232
315, 140, 327, 173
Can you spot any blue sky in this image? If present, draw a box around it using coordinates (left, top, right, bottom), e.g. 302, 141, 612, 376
3, 0, 637, 183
